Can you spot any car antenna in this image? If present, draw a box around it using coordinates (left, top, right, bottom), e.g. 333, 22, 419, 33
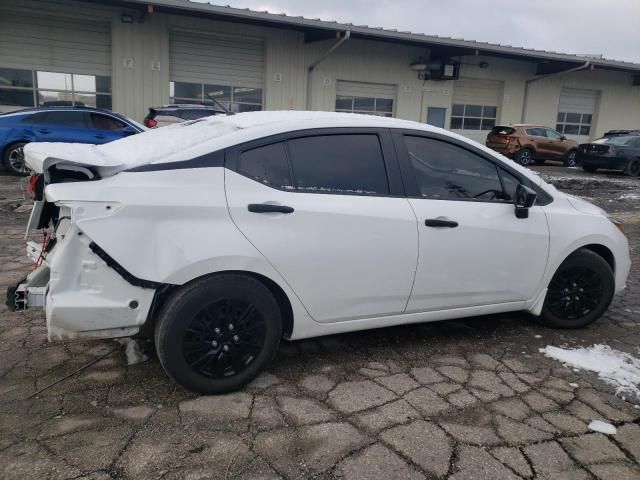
204, 91, 234, 115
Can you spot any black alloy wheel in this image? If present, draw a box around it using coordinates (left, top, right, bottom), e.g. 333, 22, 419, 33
515, 148, 533, 166
155, 273, 282, 394
539, 248, 614, 329
625, 159, 640, 177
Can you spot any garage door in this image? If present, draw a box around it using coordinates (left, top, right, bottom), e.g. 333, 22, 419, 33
451, 79, 502, 143
169, 30, 264, 112
557, 88, 598, 143
335, 81, 396, 116
0, 13, 111, 112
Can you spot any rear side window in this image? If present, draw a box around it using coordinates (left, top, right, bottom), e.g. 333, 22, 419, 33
525, 128, 546, 137
404, 136, 506, 201
286, 135, 389, 194
90, 113, 126, 131
38, 111, 88, 127
238, 142, 292, 188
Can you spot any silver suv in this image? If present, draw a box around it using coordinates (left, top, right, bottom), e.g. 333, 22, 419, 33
143, 104, 224, 128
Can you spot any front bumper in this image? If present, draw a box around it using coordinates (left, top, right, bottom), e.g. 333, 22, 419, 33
577, 153, 627, 170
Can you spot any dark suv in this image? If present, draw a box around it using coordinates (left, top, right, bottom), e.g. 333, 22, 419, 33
144, 104, 225, 128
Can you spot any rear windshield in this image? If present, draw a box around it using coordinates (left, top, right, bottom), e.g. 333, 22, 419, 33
491, 126, 515, 135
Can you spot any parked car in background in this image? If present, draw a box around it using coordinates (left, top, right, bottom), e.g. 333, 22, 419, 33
486, 124, 579, 167
578, 135, 640, 175
144, 104, 225, 128
9, 111, 630, 394
603, 129, 640, 138
0, 107, 144, 176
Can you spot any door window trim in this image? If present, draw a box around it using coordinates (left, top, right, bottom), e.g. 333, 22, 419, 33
391, 129, 553, 205
226, 127, 406, 197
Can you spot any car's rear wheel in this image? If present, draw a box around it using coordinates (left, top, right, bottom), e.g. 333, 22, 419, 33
155, 273, 282, 394
515, 148, 533, 166
538, 249, 614, 329
583, 166, 598, 173
563, 150, 578, 167
3, 142, 30, 176
624, 158, 640, 176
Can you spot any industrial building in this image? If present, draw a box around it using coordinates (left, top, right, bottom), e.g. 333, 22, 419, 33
1, 0, 639, 144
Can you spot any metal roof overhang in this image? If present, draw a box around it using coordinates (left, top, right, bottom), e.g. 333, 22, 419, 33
95, 0, 640, 75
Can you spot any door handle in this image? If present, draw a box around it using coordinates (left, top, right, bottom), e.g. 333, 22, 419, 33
248, 203, 294, 214
425, 218, 458, 228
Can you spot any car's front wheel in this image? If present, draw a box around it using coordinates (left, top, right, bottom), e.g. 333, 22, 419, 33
538, 249, 614, 329
3, 142, 30, 176
155, 273, 282, 394
515, 148, 534, 166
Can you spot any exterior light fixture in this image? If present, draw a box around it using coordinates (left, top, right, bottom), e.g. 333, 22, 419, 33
410, 62, 427, 71
121, 13, 135, 23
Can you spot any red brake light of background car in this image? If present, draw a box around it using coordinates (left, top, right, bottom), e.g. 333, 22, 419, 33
26, 174, 41, 200
145, 118, 158, 128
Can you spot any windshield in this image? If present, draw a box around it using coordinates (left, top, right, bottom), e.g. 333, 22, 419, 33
593, 136, 638, 146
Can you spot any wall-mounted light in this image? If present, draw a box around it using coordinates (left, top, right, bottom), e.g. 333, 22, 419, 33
121, 13, 135, 23
410, 62, 427, 71
479, 62, 489, 69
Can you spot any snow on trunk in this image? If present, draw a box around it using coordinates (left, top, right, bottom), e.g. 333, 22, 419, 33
539, 344, 640, 399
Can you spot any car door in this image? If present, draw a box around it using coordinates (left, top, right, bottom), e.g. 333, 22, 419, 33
88, 112, 134, 143
30, 110, 92, 143
393, 132, 549, 312
524, 127, 549, 158
225, 129, 419, 323
544, 128, 567, 159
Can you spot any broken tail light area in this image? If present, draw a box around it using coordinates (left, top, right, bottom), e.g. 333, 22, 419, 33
25, 173, 44, 201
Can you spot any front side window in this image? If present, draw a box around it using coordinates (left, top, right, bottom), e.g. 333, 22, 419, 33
556, 112, 592, 136
170, 81, 262, 112
545, 128, 563, 140
287, 135, 389, 194
450, 104, 497, 130
404, 136, 512, 201
335, 95, 394, 117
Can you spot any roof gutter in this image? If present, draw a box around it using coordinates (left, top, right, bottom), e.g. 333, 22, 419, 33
306, 31, 351, 109
521, 60, 591, 122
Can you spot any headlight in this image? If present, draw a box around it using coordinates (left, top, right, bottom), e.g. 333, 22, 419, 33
608, 217, 624, 234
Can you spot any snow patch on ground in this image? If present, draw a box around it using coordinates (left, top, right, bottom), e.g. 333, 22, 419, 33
588, 420, 617, 435
539, 344, 640, 399
115, 338, 149, 365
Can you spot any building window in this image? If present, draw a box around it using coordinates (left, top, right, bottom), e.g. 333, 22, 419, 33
170, 81, 263, 112
0, 67, 111, 112
335, 96, 394, 117
450, 104, 497, 130
556, 112, 592, 136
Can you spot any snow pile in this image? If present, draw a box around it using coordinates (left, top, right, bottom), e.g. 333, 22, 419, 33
588, 420, 617, 435
115, 338, 149, 365
539, 344, 640, 398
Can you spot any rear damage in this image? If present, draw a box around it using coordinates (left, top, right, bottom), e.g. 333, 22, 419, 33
6, 156, 157, 341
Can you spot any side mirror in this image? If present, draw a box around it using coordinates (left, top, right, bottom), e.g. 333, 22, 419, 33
514, 184, 537, 219
560, 135, 566, 141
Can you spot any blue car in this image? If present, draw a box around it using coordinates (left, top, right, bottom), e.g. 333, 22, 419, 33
0, 107, 145, 176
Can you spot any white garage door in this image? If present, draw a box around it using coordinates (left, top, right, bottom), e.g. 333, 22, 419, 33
557, 88, 599, 143
335, 81, 396, 116
451, 79, 502, 143
169, 30, 264, 112
0, 13, 112, 112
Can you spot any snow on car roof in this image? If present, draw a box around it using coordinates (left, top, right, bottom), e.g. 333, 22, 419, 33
24, 110, 540, 184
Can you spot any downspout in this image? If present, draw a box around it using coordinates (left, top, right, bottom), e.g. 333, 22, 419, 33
521, 60, 590, 122
306, 30, 351, 110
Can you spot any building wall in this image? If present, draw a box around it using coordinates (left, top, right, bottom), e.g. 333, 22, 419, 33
1, 0, 638, 140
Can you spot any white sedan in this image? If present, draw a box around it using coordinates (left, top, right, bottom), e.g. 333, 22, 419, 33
9, 111, 630, 394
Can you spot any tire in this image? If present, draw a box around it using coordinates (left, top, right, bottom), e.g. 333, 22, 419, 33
583, 166, 598, 173
624, 158, 640, 177
2, 142, 30, 176
539, 248, 614, 329
563, 150, 578, 167
155, 273, 282, 394
515, 148, 534, 166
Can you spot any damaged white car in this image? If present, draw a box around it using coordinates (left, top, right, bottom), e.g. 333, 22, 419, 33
8, 111, 630, 394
